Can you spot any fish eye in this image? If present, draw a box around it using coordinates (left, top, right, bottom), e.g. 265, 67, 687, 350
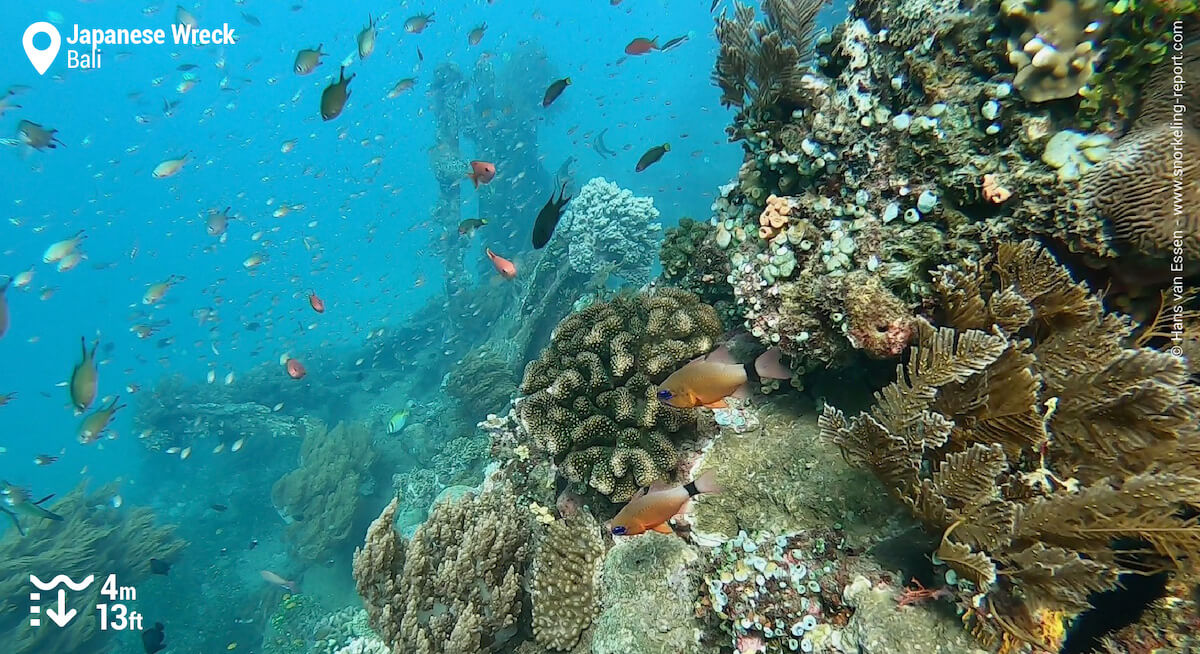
611, 526, 627, 535
656, 389, 672, 401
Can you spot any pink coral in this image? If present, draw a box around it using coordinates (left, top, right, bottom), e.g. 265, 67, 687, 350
736, 633, 766, 653
842, 271, 914, 359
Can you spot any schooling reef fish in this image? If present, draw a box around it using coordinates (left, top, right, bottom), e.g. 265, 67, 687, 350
532, 182, 571, 249
286, 358, 307, 380
542, 77, 571, 107
294, 44, 325, 75
609, 471, 720, 536
79, 396, 126, 444
625, 36, 658, 55
152, 153, 190, 178
458, 218, 488, 236
386, 410, 409, 435
656, 346, 790, 409
320, 67, 355, 121
70, 337, 100, 412
206, 206, 233, 236
468, 160, 496, 188
17, 120, 64, 150
142, 622, 166, 654
357, 15, 378, 59
387, 77, 417, 98
468, 23, 487, 46
1, 481, 63, 536
486, 248, 517, 280
635, 143, 670, 172
308, 291, 325, 313
404, 13, 435, 34
0, 276, 9, 338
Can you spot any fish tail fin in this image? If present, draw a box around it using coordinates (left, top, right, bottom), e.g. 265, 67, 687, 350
33, 493, 54, 505
2, 508, 26, 536
754, 347, 791, 380
37, 505, 63, 521
80, 335, 88, 358
688, 470, 721, 496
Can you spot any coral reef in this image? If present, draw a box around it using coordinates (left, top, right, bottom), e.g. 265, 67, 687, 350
333, 636, 390, 654
353, 488, 530, 653
1077, 42, 1200, 261
441, 344, 519, 424
530, 515, 605, 651
819, 240, 1200, 648
0, 481, 185, 654
839, 576, 988, 654
591, 533, 717, 654
517, 288, 723, 501
713, 0, 827, 119
559, 177, 662, 286
271, 420, 376, 561
659, 218, 736, 323
699, 529, 856, 653
1002, 0, 1105, 103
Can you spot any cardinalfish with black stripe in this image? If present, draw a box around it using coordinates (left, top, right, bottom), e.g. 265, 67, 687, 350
608, 471, 721, 536
655, 345, 790, 409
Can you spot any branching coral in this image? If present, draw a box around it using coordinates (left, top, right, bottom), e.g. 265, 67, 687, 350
0, 482, 185, 654
531, 515, 605, 651
518, 288, 722, 501
559, 177, 661, 286
352, 489, 530, 654
819, 240, 1200, 648
1003, 0, 1106, 103
271, 420, 376, 561
713, 0, 827, 117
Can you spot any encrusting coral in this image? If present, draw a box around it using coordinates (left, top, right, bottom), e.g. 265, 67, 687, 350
271, 419, 376, 561
518, 288, 723, 501
1002, 0, 1106, 103
819, 240, 1200, 648
0, 481, 186, 654
353, 488, 529, 654
530, 514, 606, 651
559, 177, 662, 286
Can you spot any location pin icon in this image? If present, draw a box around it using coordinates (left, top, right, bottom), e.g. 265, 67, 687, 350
23, 22, 61, 76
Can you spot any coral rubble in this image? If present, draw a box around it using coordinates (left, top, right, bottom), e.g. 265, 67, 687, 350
518, 288, 723, 501
819, 240, 1200, 647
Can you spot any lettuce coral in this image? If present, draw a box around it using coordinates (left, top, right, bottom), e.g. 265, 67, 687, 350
0, 481, 185, 654
518, 288, 723, 501
352, 488, 529, 654
819, 240, 1200, 648
271, 420, 376, 561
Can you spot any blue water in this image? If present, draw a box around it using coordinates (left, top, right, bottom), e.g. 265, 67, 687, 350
1, 0, 748, 493
0, 1, 794, 651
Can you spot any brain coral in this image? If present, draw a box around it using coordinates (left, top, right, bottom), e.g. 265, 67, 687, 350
518, 288, 723, 501
1079, 43, 1200, 260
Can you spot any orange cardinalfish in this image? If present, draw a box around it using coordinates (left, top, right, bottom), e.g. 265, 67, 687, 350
286, 358, 307, 379
486, 248, 516, 280
468, 160, 496, 188
656, 346, 790, 409
625, 36, 658, 55
609, 471, 720, 536
308, 291, 325, 313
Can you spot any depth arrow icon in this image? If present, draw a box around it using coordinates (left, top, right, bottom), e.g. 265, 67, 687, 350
45, 589, 76, 627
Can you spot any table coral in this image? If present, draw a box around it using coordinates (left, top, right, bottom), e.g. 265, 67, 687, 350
819, 240, 1200, 649
518, 288, 723, 501
0, 481, 185, 654
559, 177, 661, 286
352, 488, 530, 654
530, 515, 605, 651
271, 420, 376, 561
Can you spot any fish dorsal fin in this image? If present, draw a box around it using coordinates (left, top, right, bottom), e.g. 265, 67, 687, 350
703, 345, 737, 366
632, 486, 650, 500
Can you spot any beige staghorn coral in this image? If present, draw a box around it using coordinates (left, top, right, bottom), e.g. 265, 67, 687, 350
1078, 44, 1200, 260
0, 482, 186, 654
353, 489, 530, 654
531, 515, 606, 651
271, 420, 376, 561
820, 240, 1200, 648
518, 288, 723, 501
1003, 0, 1105, 103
